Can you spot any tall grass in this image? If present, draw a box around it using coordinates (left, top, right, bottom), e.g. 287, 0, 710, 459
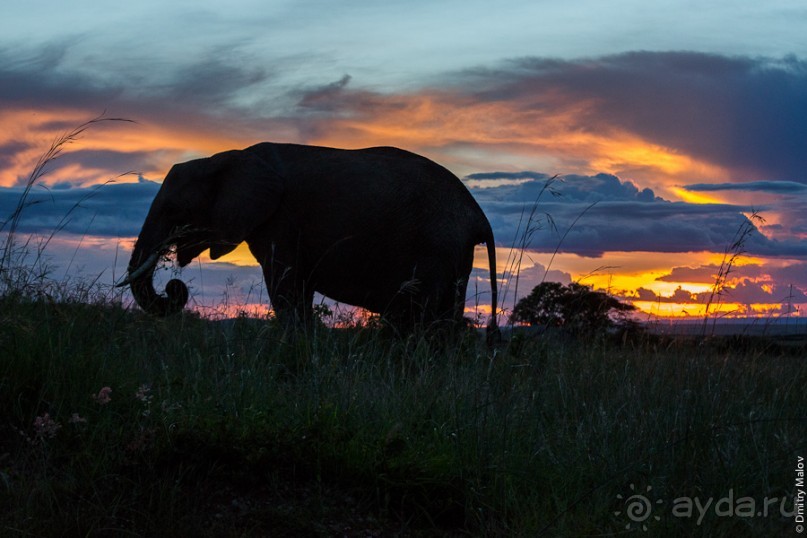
0, 114, 132, 301
2, 302, 805, 536
702, 211, 765, 336
2, 122, 805, 536
497, 175, 560, 320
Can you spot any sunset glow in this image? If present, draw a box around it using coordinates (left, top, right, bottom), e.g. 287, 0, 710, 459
672, 187, 726, 206
2, 2, 806, 325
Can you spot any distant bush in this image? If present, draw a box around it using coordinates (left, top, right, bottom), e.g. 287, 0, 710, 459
510, 281, 636, 334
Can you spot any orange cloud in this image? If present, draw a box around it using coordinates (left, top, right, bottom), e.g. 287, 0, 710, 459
1, 80, 728, 202
295, 89, 729, 200
0, 108, 260, 188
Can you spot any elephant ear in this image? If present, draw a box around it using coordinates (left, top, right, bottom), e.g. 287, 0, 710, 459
208, 149, 284, 260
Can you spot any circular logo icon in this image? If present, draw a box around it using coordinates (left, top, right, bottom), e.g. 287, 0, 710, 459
615, 484, 663, 531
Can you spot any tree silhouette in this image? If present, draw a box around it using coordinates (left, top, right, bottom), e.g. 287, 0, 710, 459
511, 282, 636, 333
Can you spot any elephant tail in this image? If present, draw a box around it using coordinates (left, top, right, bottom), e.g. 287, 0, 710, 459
484, 226, 500, 345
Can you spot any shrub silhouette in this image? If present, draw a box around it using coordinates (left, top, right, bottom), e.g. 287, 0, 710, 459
511, 281, 635, 333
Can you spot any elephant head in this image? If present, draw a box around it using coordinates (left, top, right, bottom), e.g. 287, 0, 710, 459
119, 149, 282, 315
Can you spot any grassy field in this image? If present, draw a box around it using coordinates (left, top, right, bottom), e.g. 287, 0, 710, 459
1, 287, 805, 536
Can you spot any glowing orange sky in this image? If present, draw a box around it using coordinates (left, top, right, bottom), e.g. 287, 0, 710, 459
0, 90, 735, 195
1, 0, 806, 328
297, 89, 732, 197
1, 87, 802, 321
0, 109, 263, 188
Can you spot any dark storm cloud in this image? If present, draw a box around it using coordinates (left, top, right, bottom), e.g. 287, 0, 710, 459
456, 52, 807, 181
0, 41, 300, 189
722, 280, 807, 305
6, 42, 805, 184
51, 149, 164, 176
290, 73, 409, 138
297, 74, 353, 111
469, 172, 805, 257
0, 42, 282, 128
0, 178, 159, 237
633, 280, 807, 307
556, 174, 658, 203
165, 55, 273, 107
656, 265, 723, 284
0, 140, 31, 170
0, 43, 123, 108
685, 181, 807, 193
466, 171, 551, 181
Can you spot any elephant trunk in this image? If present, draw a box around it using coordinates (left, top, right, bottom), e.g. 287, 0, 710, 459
121, 234, 189, 316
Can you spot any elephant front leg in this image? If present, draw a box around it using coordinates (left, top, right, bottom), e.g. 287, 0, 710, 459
264, 265, 315, 328
248, 238, 315, 328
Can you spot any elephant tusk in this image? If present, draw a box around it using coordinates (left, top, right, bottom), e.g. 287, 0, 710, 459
115, 251, 160, 287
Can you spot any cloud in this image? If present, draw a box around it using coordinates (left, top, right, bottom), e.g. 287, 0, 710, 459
454, 52, 807, 182
552, 174, 659, 203
685, 181, 807, 193
4, 43, 806, 190
0, 179, 160, 237
297, 74, 354, 112
46, 149, 165, 179
469, 256, 572, 313
656, 265, 722, 284
2, 43, 807, 298
634, 280, 807, 308
0, 41, 276, 115
0, 42, 122, 109
0, 140, 32, 172
238, 51, 807, 197
631, 259, 807, 309
466, 172, 805, 257
466, 171, 551, 182
632, 286, 698, 305
722, 279, 807, 305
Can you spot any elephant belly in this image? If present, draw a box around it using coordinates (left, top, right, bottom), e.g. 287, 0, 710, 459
311, 250, 465, 317
313, 268, 404, 314
299, 223, 473, 319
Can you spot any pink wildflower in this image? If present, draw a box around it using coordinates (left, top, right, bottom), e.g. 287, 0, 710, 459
68, 413, 87, 424
126, 428, 156, 453
92, 386, 112, 405
135, 384, 152, 403
33, 413, 62, 439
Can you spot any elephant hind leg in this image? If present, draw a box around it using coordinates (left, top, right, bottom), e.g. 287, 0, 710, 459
383, 275, 469, 336
429, 276, 470, 328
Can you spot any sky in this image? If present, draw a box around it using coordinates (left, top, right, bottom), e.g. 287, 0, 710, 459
2, 1, 807, 322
